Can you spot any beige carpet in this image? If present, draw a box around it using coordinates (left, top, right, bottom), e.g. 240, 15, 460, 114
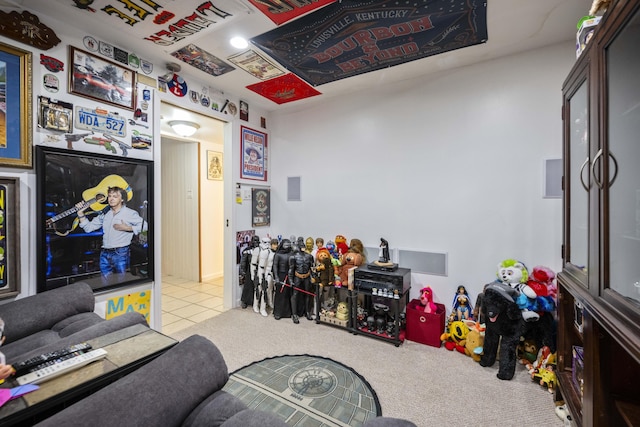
169, 308, 564, 426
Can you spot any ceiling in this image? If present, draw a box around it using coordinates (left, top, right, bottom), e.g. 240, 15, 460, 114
2, 0, 592, 114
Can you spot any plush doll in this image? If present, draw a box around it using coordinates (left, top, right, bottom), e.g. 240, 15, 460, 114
348, 238, 366, 262
419, 286, 437, 314
335, 301, 349, 321
460, 320, 485, 362
497, 259, 539, 321
338, 252, 364, 284
590, 0, 611, 15
334, 235, 349, 258
440, 320, 470, 353
524, 266, 557, 316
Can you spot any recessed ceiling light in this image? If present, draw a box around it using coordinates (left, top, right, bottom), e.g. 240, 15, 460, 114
230, 36, 248, 49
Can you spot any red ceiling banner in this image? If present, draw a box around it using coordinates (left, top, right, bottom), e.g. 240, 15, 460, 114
246, 73, 321, 104
247, 0, 336, 25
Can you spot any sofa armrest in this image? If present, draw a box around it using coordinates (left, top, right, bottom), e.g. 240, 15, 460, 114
0, 283, 95, 344
35, 334, 229, 427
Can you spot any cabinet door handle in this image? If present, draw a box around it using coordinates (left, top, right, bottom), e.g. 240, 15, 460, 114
591, 149, 604, 189
579, 157, 590, 191
591, 150, 618, 188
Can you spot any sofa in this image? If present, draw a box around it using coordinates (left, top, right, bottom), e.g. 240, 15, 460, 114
0, 282, 148, 365
35, 334, 416, 427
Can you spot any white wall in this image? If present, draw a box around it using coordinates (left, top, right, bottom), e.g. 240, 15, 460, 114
267, 42, 574, 307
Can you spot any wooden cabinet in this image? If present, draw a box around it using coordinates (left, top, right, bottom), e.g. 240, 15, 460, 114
558, 1, 640, 426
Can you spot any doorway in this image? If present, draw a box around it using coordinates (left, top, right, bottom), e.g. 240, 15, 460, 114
159, 102, 227, 335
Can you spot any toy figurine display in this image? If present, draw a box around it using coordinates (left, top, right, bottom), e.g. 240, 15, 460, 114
272, 239, 293, 320
369, 237, 397, 271
334, 235, 349, 258
288, 240, 315, 323
239, 235, 260, 309
313, 247, 334, 312
252, 237, 275, 317
449, 285, 473, 323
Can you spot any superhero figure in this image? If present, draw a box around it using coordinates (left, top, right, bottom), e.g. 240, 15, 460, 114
288, 241, 315, 324
272, 239, 293, 320
239, 235, 260, 309
253, 237, 274, 317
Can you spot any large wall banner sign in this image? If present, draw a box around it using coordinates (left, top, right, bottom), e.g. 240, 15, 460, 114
251, 0, 488, 86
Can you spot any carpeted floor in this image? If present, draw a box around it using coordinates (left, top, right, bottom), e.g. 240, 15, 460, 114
223, 354, 381, 426
169, 308, 565, 427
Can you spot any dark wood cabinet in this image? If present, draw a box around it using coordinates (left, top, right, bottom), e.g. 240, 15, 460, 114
558, 1, 640, 426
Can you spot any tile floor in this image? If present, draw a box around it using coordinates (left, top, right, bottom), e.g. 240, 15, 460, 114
161, 275, 228, 336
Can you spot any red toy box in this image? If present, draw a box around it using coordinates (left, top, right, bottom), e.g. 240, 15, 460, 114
405, 299, 446, 347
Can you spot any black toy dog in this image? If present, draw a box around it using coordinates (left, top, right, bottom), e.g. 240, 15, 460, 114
479, 284, 555, 380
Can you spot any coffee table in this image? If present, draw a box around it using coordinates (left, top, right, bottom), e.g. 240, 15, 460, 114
0, 323, 177, 426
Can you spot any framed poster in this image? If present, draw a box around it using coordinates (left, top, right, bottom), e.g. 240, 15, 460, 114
252, 188, 270, 227
0, 41, 32, 168
207, 150, 223, 180
0, 177, 21, 299
240, 126, 267, 181
36, 146, 153, 293
69, 46, 136, 110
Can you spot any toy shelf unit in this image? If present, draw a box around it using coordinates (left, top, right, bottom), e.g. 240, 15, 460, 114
352, 265, 411, 346
558, 1, 640, 425
315, 285, 353, 330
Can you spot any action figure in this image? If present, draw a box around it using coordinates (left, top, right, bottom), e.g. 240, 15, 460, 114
253, 237, 273, 317
272, 239, 293, 320
378, 238, 390, 263
239, 235, 260, 309
314, 247, 335, 314
449, 285, 474, 323
288, 240, 315, 323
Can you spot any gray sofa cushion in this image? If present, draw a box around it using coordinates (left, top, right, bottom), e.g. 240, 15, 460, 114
3, 311, 148, 364
181, 390, 248, 427
0, 282, 95, 343
35, 334, 230, 427
52, 312, 103, 336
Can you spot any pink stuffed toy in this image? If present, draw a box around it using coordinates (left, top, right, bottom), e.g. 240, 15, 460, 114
419, 286, 437, 313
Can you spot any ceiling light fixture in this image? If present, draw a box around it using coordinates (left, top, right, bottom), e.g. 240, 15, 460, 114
230, 36, 248, 49
168, 120, 200, 137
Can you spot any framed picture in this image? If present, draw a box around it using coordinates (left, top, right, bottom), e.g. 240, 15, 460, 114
207, 150, 223, 180
69, 46, 136, 110
0, 41, 33, 168
0, 177, 21, 299
36, 146, 153, 293
240, 126, 267, 181
252, 187, 270, 227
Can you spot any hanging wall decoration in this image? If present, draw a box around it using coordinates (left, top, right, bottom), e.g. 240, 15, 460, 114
171, 44, 235, 77
251, 187, 270, 227
248, 0, 336, 25
246, 73, 321, 105
240, 126, 267, 181
227, 49, 285, 81
250, 0, 488, 86
0, 10, 60, 50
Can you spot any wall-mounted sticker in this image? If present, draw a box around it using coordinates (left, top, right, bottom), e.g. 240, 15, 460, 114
128, 53, 140, 69
140, 59, 153, 74
99, 41, 114, 58
83, 36, 99, 52
39, 97, 73, 133
200, 95, 210, 108
113, 47, 129, 65
240, 100, 248, 121
189, 90, 199, 103
40, 54, 63, 72
43, 74, 60, 93
165, 73, 187, 97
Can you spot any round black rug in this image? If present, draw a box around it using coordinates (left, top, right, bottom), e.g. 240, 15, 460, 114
223, 354, 382, 426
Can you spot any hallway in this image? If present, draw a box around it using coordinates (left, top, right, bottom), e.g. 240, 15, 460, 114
161, 275, 228, 335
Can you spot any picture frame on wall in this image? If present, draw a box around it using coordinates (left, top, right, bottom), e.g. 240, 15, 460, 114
240, 126, 267, 181
36, 146, 153, 293
0, 177, 21, 299
251, 187, 270, 227
207, 150, 223, 180
0, 41, 33, 168
69, 46, 136, 111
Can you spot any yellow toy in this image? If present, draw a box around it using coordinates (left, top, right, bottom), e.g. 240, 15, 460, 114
440, 320, 469, 352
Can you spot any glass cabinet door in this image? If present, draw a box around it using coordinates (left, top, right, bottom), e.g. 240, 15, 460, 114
567, 80, 589, 277
605, 7, 640, 307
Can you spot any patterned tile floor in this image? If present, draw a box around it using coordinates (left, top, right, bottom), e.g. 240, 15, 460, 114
161, 275, 227, 336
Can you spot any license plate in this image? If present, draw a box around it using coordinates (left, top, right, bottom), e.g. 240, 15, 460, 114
74, 107, 126, 137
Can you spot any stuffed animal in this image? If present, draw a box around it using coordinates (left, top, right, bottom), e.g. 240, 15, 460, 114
497, 259, 539, 321
334, 235, 349, 258
440, 320, 470, 353
530, 348, 557, 393
590, 0, 611, 15
348, 238, 366, 262
338, 251, 364, 285
524, 265, 558, 315
460, 320, 485, 362
479, 283, 556, 380
335, 301, 349, 321
517, 338, 539, 367
419, 286, 437, 314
